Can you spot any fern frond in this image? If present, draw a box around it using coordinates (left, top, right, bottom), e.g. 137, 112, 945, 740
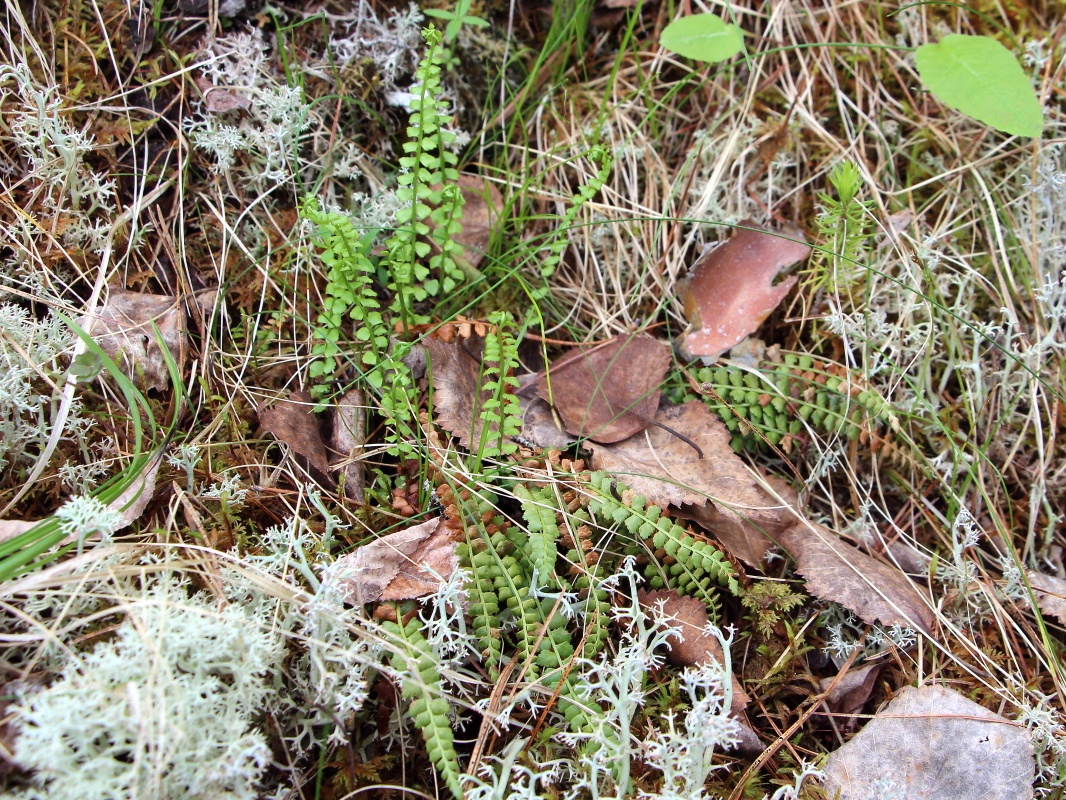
383, 609, 464, 800
683, 352, 894, 452
514, 483, 560, 589
586, 472, 738, 620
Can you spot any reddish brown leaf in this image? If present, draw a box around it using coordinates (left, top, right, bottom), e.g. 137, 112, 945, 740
779, 522, 934, 635
334, 517, 458, 604
818, 662, 884, 720
80, 290, 185, 391
536, 335, 671, 444
681, 473, 800, 567
194, 76, 251, 113
258, 390, 332, 485
425, 333, 501, 450
677, 222, 809, 361
453, 175, 502, 272
1027, 571, 1066, 623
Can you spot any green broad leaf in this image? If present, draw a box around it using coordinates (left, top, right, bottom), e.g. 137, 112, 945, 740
659, 14, 744, 64
915, 34, 1043, 138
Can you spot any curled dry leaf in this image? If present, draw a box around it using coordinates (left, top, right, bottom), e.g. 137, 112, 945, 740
80, 290, 185, 391
676, 222, 809, 361
258, 390, 332, 487
821, 684, 1035, 800
425, 332, 499, 450
329, 388, 366, 503
334, 517, 458, 605
779, 522, 934, 635
0, 455, 161, 544
818, 662, 883, 721
590, 402, 796, 545
682, 473, 799, 567
536, 334, 671, 444
193, 75, 251, 113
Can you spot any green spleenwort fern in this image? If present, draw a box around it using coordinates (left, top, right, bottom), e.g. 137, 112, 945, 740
586, 472, 738, 619
677, 352, 893, 452
302, 200, 389, 394
537, 144, 613, 283
386, 25, 469, 328
382, 606, 463, 799
471, 312, 522, 464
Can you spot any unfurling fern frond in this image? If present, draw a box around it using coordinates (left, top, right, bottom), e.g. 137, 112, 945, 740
383, 608, 463, 799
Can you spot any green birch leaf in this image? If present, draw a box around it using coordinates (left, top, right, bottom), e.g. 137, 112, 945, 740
660, 14, 744, 63
915, 34, 1043, 138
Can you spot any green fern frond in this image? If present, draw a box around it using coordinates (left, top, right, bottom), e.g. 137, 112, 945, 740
539, 144, 613, 282
680, 352, 894, 452
301, 198, 388, 397
514, 483, 560, 589
386, 26, 467, 327
383, 608, 463, 799
586, 472, 738, 620
474, 312, 522, 462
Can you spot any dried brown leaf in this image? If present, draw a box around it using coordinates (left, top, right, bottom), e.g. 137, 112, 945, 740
1027, 570, 1066, 623
335, 517, 458, 604
780, 523, 934, 635
821, 685, 1034, 800
80, 290, 185, 391
818, 662, 883, 718
589, 402, 795, 545
329, 388, 366, 503
453, 175, 502, 272
682, 473, 799, 566
425, 333, 498, 449
194, 76, 251, 112
258, 390, 332, 485
677, 222, 809, 361
536, 335, 671, 444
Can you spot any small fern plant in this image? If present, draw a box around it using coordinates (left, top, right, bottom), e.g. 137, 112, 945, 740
470, 311, 522, 466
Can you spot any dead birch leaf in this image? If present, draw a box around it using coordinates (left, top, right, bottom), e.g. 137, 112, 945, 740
589, 402, 794, 544
453, 175, 502, 272
677, 222, 809, 362
821, 684, 1035, 800
0, 520, 38, 543
80, 290, 184, 391
517, 393, 576, 450
779, 523, 934, 635
258, 390, 332, 486
536, 335, 671, 444
334, 517, 458, 605
329, 388, 366, 503
638, 588, 756, 750
682, 473, 799, 567
1027, 571, 1066, 623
